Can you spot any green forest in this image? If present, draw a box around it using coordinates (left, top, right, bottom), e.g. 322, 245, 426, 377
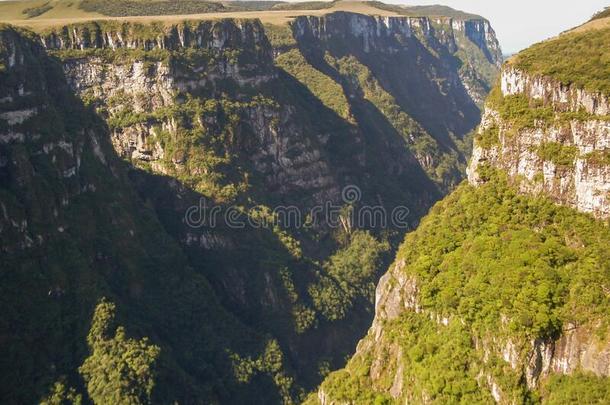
317, 171, 610, 403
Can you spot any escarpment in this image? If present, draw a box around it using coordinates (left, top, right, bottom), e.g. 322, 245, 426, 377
314, 178, 610, 404
468, 26, 610, 219
41, 19, 272, 56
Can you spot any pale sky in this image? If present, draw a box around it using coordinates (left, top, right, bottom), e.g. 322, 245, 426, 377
387, 0, 610, 54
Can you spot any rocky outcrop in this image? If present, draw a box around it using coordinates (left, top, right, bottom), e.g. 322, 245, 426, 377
292, 12, 501, 66
501, 66, 610, 115
468, 67, 610, 218
40, 19, 272, 56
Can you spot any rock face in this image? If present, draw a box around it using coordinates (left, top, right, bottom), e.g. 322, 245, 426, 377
468, 67, 610, 219
292, 11, 501, 111
41, 19, 272, 58
48, 19, 355, 208
500, 66, 610, 115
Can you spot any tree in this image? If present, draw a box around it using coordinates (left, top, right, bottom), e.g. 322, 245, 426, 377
79, 299, 160, 405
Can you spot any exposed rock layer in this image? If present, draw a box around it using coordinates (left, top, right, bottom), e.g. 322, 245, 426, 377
469, 67, 610, 219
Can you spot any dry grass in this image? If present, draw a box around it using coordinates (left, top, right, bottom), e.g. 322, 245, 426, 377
0, 0, 103, 20
567, 16, 610, 34
0, 0, 399, 31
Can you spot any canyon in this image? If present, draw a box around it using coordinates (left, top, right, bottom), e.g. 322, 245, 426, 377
0, 6, 501, 404
3, 2, 609, 404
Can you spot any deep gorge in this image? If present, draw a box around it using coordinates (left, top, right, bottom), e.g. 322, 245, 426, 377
0, 11, 501, 403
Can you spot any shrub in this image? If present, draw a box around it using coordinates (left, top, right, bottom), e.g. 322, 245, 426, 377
584, 149, 610, 166
475, 124, 500, 149
535, 142, 578, 168
494, 94, 554, 131
22, 2, 53, 18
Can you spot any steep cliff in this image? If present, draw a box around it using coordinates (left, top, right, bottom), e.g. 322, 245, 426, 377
468, 67, 610, 218
313, 21, 610, 405
0, 7, 501, 404
270, 11, 501, 189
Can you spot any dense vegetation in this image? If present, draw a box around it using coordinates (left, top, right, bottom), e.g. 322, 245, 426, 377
79, 0, 226, 16
590, 6, 610, 21
315, 312, 500, 404
78, 0, 284, 17
316, 172, 610, 403
541, 373, 610, 404
22, 1, 53, 18
271, 1, 335, 11
512, 27, 610, 96
79, 300, 160, 404
309, 231, 389, 322
397, 170, 610, 339
369, 2, 483, 20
